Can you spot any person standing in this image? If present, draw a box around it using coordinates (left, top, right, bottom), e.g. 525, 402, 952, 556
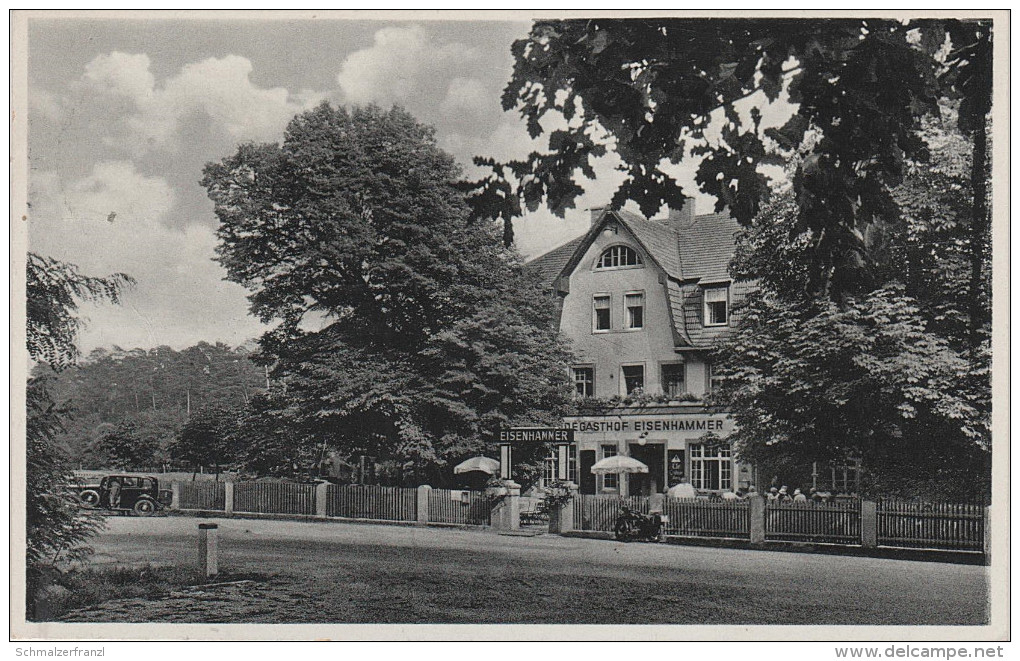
108, 478, 122, 509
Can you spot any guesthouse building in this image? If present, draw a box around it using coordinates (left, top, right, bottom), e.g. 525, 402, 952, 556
526, 203, 756, 497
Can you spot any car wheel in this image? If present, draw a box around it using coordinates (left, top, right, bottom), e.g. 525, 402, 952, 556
133, 499, 156, 516
79, 490, 100, 508
614, 520, 634, 542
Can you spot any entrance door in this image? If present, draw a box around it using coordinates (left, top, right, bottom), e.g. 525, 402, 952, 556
629, 443, 666, 496
579, 450, 596, 495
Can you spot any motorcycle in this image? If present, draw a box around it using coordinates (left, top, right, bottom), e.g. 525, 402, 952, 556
614, 506, 667, 542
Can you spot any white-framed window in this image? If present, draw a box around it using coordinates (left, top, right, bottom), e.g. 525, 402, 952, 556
622, 364, 644, 395
624, 291, 644, 330
595, 245, 643, 270
600, 445, 618, 490
689, 444, 732, 491
542, 447, 577, 484
661, 363, 686, 397
572, 366, 595, 398
704, 285, 729, 326
593, 294, 611, 332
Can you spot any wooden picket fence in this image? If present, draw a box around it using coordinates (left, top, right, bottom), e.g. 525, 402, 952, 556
427, 488, 493, 525
877, 500, 985, 551
233, 482, 317, 515
572, 494, 649, 532
326, 484, 417, 522
765, 499, 861, 544
663, 497, 750, 538
177, 481, 226, 511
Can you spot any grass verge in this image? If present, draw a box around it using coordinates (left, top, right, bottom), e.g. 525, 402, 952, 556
28, 564, 261, 621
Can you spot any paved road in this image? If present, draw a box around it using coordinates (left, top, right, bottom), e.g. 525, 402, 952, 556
69, 515, 989, 624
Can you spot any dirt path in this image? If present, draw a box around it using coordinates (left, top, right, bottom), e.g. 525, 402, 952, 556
63, 516, 989, 624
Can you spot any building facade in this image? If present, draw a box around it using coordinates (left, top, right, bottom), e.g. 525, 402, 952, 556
527, 203, 756, 496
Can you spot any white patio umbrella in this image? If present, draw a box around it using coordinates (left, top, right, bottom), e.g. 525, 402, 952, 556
453, 456, 501, 475
590, 455, 649, 475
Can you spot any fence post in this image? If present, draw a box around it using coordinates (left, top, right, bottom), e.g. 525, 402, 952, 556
749, 494, 765, 544
417, 485, 431, 525
983, 505, 992, 566
861, 500, 877, 548
649, 493, 665, 512
506, 481, 521, 531
171, 482, 180, 510
224, 482, 235, 514
492, 482, 521, 531
315, 481, 328, 518
549, 483, 578, 534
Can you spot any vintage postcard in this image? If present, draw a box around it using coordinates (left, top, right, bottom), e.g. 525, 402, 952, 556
10, 9, 1010, 643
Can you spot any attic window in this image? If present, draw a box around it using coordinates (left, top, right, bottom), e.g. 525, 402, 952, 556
704, 285, 729, 326
596, 245, 642, 270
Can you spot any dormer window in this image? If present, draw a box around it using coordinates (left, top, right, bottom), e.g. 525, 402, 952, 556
595, 245, 642, 270
704, 285, 729, 326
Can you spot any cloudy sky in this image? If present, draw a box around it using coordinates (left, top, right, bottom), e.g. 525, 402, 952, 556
25, 15, 725, 354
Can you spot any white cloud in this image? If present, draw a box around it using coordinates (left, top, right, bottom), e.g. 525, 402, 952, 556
29, 162, 264, 351
438, 76, 490, 122
336, 26, 481, 108
77, 51, 324, 152
83, 51, 155, 100
335, 25, 518, 168
34, 160, 174, 227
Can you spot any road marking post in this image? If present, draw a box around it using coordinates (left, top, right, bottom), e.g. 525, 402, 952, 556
198, 523, 219, 579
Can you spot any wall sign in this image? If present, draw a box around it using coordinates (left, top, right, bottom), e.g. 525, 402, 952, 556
668, 450, 686, 487
499, 428, 574, 443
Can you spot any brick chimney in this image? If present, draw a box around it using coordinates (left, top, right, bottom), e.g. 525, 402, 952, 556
590, 206, 607, 226
667, 199, 696, 230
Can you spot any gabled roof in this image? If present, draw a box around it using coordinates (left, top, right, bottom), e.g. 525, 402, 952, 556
526, 206, 748, 349
677, 212, 741, 283
614, 209, 684, 277
525, 236, 585, 287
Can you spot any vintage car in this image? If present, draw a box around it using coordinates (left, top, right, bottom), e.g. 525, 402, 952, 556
74, 474, 173, 516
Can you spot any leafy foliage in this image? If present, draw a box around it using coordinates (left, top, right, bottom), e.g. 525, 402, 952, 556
25, 254, 131, 614
27, 253, 134, 370
91, 419, 163, 471
472, 18, 991, 310
37, 341, 265, 466
202, 103, 575, 483
26, 376, 103, 568
715, 130, 990, 499
170, 405, 242, 476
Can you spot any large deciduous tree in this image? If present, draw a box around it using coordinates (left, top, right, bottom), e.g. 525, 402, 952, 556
202, 103, 573, 479
715, 128, 990, 499
473, 18, 992, 330
170, 405, 241, 479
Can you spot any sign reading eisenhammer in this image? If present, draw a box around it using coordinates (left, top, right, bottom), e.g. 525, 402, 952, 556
499, 427, 574, 443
